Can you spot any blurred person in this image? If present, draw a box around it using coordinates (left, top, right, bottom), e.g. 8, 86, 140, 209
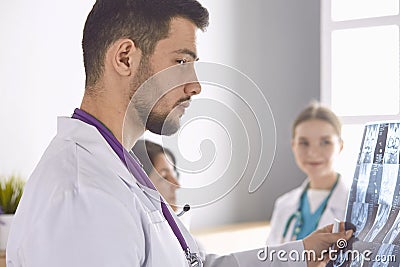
267, 101, 349, 245
132, 140, 180, 211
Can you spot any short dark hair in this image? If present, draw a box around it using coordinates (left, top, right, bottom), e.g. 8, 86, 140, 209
132, 139, 176, 176
82, 0, 209, 87
292, 100, 342, 138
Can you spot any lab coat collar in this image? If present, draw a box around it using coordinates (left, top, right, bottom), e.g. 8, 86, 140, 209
139, 183, 164, 209
326, 175, 348, 212
57, 117, 138, 189
280, 175, 346, 211
282, 180, 308, 209
301, 175, 347, 214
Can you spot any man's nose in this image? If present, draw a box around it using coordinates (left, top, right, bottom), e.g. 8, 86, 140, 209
184, 81, 201, 96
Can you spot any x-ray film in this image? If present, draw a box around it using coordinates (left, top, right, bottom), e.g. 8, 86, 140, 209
328, 122, 400, 266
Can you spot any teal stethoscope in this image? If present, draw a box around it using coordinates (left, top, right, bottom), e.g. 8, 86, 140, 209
281, 174, 339, 241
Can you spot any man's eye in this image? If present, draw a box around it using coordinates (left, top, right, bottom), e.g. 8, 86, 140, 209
176, 59, 187, 65
321, 140, 332, 146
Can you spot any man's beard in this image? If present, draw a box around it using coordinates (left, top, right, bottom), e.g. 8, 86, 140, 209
129, 57, 180, 136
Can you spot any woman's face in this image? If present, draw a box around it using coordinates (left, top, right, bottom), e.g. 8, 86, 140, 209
148, 153, 180, 211
291, 119, 343, 179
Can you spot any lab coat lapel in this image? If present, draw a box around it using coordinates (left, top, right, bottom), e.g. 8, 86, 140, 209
282, 180, 308, 210
327, 177, 348, 211
62, 117, 144, 189
282, 180, 309, 242
320, 177, 348, 226
295, 180, 309, 199
140, 185, 164, 212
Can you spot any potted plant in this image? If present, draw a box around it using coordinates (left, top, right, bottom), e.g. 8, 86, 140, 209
0, 175, 25, 250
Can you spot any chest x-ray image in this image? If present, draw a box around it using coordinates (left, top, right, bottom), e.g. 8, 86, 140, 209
328, 122, 400, 267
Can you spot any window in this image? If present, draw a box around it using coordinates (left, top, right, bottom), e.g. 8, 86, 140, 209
321, 1, 400, 187
331, 0, 398, 21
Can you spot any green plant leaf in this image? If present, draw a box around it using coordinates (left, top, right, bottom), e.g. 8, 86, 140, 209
0, 175, 25, 214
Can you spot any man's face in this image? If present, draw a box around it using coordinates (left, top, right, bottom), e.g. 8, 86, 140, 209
131, 17, 201, 135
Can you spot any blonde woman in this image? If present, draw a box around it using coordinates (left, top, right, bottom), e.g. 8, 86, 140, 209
267, 102, 349, 245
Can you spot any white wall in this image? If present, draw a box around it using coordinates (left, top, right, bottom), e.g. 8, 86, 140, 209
234, 0, 321, 226
183, 0, 321, 230
0, 0, 94, 178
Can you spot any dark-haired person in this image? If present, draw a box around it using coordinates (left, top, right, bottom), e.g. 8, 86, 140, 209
132, 140, 180, 212
7, 1, 352, 266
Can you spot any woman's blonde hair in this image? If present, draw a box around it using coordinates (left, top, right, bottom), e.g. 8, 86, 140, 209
292, 101, 342, 139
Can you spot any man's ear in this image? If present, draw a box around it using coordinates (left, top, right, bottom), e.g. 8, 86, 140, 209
339, 139, 344, 153
111, 38, 139, 77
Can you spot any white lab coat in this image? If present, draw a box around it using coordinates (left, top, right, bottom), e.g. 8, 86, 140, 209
266, 178, 349, 245
7, 117, 307, 267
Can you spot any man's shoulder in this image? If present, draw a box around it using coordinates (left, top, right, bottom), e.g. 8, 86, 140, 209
14, 135, 142, 224
29, 137, 80, 187
29, 135, 127, 196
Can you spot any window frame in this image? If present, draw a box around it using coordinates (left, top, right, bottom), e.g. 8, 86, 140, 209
321, 0, 400, 125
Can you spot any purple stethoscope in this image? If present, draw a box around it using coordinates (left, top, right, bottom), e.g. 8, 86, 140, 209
72, 108, 202, 267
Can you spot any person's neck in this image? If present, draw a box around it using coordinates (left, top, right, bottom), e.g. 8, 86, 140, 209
308, 172, 337, 190
80, 91, 145, 150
